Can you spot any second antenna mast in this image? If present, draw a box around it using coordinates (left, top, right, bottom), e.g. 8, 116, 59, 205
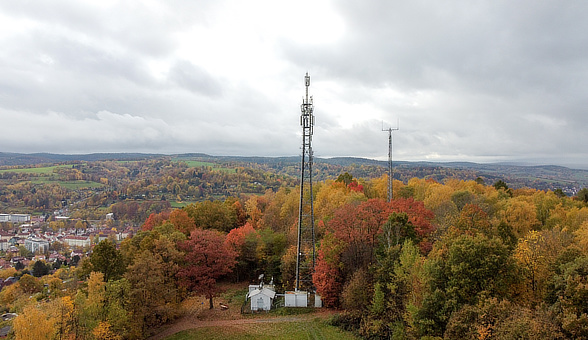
383, 121, 399, 201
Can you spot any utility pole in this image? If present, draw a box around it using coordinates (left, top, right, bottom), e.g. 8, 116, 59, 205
382, 121, 399, 201
295, 73, 316, 292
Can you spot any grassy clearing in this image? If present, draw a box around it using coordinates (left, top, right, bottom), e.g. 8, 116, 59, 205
179, 160, 217, 168
164, 318, 360, 340
169, 201, 191, 208
173, 159, 236, 173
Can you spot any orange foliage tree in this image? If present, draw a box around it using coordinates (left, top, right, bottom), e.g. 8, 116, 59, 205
141, 211, 171, 231
168, 209, 196, 235
225, 222, 261, 281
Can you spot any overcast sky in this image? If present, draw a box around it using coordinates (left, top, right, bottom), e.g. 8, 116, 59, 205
1, 1, 587, 167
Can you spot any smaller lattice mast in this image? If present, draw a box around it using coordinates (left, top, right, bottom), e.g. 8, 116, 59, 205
382, 121, 399, 201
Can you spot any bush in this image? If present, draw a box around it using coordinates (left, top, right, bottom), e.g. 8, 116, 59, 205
328, 311, 363, 333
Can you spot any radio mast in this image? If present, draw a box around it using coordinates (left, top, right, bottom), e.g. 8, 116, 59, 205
295, 73, 316, 292
382, 121, 399, 201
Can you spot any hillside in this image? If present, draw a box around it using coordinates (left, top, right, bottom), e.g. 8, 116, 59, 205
2, 152, 587, 195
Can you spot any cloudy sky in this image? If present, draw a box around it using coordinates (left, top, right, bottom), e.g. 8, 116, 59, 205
1, 1, 587, 167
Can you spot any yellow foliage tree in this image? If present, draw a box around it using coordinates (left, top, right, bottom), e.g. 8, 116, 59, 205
86, 272, 106, 320
245, 195, 264, 228
573, 221, 588, 252
0, 267, 16, 280
13, 303, 56, 340
92, 321, 121, 340
314, 180, 366, 222
504, 198, 540, 237
565, 206, 588, 232
364, 174, 388, 200
406, 177, 431, 201
52, 296, 75, 339
514, 231, 545, 304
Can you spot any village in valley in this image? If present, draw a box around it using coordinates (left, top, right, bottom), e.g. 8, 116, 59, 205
0, 212, 135, 275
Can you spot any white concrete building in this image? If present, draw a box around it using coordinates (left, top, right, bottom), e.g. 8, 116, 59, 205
63, 235, 91, 248
24, 237, 50, 254
0, 214, 31, 223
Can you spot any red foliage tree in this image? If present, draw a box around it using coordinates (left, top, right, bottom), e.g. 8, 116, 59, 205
388, 198, 435, 238
328, 199, 389, 276
225, 222, 261, 281
177, 228, 237, 309
224, 222, 258, 251
313, 232, 344, 307
141, 211, 171, 231
348, 180, 364, 193
388, 198, 435, 252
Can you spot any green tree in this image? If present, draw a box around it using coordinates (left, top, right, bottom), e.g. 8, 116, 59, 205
416, 234, 515, 337
336, 172, 354, 186
546, 254, 588, 338
90, 240, 125, 282
577, 188, 588, 203
381, 213, 416, 249
32, 260, 49, 277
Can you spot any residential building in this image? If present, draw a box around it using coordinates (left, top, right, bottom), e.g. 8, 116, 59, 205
0, 214, 31, 223
62, 235, 91, 248
24, 237, 50, 254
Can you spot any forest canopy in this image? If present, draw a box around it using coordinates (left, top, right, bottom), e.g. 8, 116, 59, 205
1, 158, 588, 339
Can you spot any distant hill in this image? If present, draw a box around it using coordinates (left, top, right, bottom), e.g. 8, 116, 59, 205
0, 152, 165, 165
1, 152, 587, 195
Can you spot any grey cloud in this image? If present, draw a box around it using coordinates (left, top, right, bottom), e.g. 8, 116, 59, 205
0, 0, 587, 167
168, 60, 223, 96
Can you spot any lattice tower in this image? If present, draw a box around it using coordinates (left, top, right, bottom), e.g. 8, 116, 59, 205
295, 73, 316, 291
383, 122, 399, 201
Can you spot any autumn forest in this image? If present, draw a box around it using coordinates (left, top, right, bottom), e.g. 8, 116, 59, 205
0, 155, 588, 339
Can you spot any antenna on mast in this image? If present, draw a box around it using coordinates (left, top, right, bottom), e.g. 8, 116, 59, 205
382, 119, 399, 202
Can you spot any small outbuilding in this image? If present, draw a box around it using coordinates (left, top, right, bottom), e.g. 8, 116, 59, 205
247, 286, 276, 311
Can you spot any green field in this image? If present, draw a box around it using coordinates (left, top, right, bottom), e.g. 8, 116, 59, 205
173, 159, 236, 173
169, 201, 195, 208
179, 160, 216, 167
0, 165, 105, 189
164, 318, 360, 340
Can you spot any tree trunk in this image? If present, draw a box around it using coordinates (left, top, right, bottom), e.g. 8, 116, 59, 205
209, 296, 214, 309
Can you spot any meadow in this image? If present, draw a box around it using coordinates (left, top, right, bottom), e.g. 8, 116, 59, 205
164, 319, 360, 340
